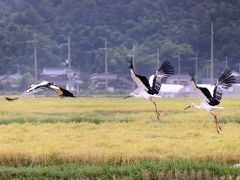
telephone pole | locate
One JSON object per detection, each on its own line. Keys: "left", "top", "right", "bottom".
{"left": 206, "top": 65, "right": 209, "bottom": 83}
{"left": 156, "top": 48, "right": 160, "bottom": 68}
{"left": 27, "top": 32, "right": 38, "bottom": 83}
{"left": 210, "top": 22, "right": 214, "bottom": 83}
{"left": 173, "top": 49, "right": 181, "bottom": 84}
{"left": 67, "top": 36, "right": 71, "bottom": 69}
{"left": 224, "top": 56, "right": 228, "bottom": 69}
{"left": 99, "top": 41, "right": 108, "bottom": 91}
{"left": 191, "top": 52, "right": 198, "bottom": 83}
{"left": 58, "top": 35, "right": 71, "bottom": 69}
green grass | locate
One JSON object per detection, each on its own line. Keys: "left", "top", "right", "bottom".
{"left": 220, "top": 116, "right": 240, "bottom": 124}
{"left": 0, "top": 117, "right": 133, "bottom": 125}
{"left": 0, "top": 160, "right": 239, "bottom": 179}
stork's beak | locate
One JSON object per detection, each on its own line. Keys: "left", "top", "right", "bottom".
{"left": 184, "top": 105, "right": 192, "bottom": 110}
{"left": 123, "top": 95, "right": 131, "bottom": 99}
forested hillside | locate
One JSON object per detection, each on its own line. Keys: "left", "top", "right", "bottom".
{"left": 0, "top": 0, "right": 239, "bottom": 78}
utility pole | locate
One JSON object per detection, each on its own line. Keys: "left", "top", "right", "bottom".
{"left": 224, "top": 56, "right": 228, "bottom": 69}
{"left": 156, "top": 48, "right": 160, "bottom": 69}
{"left": 59, "top": 36, "right": 71, "bottom": 69}
{"left": 173, "top": 49, "right": 181, "bottom": 84}
{"left": 67, "top": 36, "right": 71, "bottom": 69}
{"left": 27, "top": 32, "right": 38, "bottom": 83}
{"left": 58, "top": 35, "right": 72, "bottom": 91}
{"left": 191, "top": 52, "right": 198, "bottom": 83}
{"left": 210, "top": 22, "right": 214, "bottom": 84}
{"left": 206, "top": 65, "right": 209, "bottom": 83}
{"left": 99, "top": 41, "right": 108, "bottom": 91}
{"left": 34, "top": 33, "right": 37, "bottom": 83}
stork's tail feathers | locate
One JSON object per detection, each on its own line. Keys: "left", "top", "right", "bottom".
{"left": 127, "top": 57, "right": 134, "bottom": 69}
{"left": 216, "top": 69, "right": 236, "bottom": 88}
{"left": 158, "top": 61, "right": 174, "bottom": 76}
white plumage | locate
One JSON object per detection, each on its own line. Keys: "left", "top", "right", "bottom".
{"left": 124, "top": 58, "right": 174, "bottom": 119}
{"left": 184, "top": 69, "right": 236, "bottom": 134}
{"left": 5, "top": 81, "right": 75, "bottom": 101}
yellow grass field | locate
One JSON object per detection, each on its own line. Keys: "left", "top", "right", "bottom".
{"left": 0, "top": 97, "right": 239, "bottom": 166}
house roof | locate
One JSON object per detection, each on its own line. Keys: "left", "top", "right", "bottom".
{"left": 160, "top": 84, "right": 184, "bottom": 93}
{"left": 41, "top": 68, "right": 68, "bottom": 76}
{"left": 168, "top": 74, "right": 191, "bottom": 80}
{"left": 232, "top": 71, "right": 240, "bottom": 77}
{"left": 0, "top": 74, "right": 21, "bottom": 81}
{"left": 90, "top": 73, "right": 118, "bottom": 80}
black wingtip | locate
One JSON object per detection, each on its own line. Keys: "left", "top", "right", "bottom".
{"left": 59, "top": 87, "right": 75, "bottom": 98}
{"left": 127, "top": 57, "right": 134, "bottom": 69}
{"left": 158, "top": 61, "right": 174, "bottom": 76}
{"left": 218, "top": 69, "right": 236, "bottom": 88}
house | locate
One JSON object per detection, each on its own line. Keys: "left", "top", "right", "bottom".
{"left": 0, "top": 74, "right": 22, "bottom": 89}
{"left": 40, "top": 68, "right": 69, "bottom": 83}
{"left": 232, "top": 84, "right": 240, "bottom": 96}
{"left": 232, "top": 71, "right": 240, "bottom": 83}
{"left": 90, "top": 73, "right": 134, "bottom": 92}
{"left": 160, "top": 84, "right": 188, "bottom": 98}
{"left": 166, "top": 74, "right": 191, "bottom": 85}
{"left": 199, "top": 78, "right": 218, "bottom": 84}
{"left": 40, "top": 68, "right": 81, "bottom": 92}
{"left": 0, "top": 74, "right": 21, "bottom": 83}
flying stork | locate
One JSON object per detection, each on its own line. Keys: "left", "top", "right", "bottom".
{"left": 5, "top": 81, "right": 75, "bottom": 101}
{"left": 124, "top": 58, "right": 174, "bottom": 119}
{"left": 184, "top": 69, "right": 236, "bottom": 134}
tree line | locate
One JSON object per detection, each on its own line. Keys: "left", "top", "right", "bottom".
{"left": 0, "top": 0, "right": 239, "bottom": 80}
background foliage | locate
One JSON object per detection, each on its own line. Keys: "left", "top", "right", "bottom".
{"left": 0, "top": 0, "right": 239, "bottom": 78}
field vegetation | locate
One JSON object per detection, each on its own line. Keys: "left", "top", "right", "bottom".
{"left": 0, "top": 97, "right": 239, "bottom": 178}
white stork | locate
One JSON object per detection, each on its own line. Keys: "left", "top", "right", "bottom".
{"left": 184, "top": 70, "right": 236, "bottom": 134}
{"left": 5, "top": 81, "right": 75, "bottom": 101}
{"left": 124, "top": 58, "right": 174, "bottom": 119}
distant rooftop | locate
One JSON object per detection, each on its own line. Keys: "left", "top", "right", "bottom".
{"left": 168, "top": 74, "right": 191, "bottom": 79}
{"left": 41, "top": 68, "right": 68, "bottom": 76}
{"left": 0, "top": 74, "right": 21, "bottom": 81}
{"left": 232, "top": 71, "right": 240, "bottom": 77}
{"left": 90, "top": 73, "right": 118, "bottom": 80}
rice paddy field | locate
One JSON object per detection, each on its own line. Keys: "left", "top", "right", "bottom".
{"left": 0, "top": 96, "right": 239, "bottom": 179}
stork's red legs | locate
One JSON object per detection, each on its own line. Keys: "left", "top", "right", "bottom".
{"left": 151, "top": 100, "right": 160, "bottom": 120}
{"left": 211, "top": 111, "right": 222, "bottom": 134}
